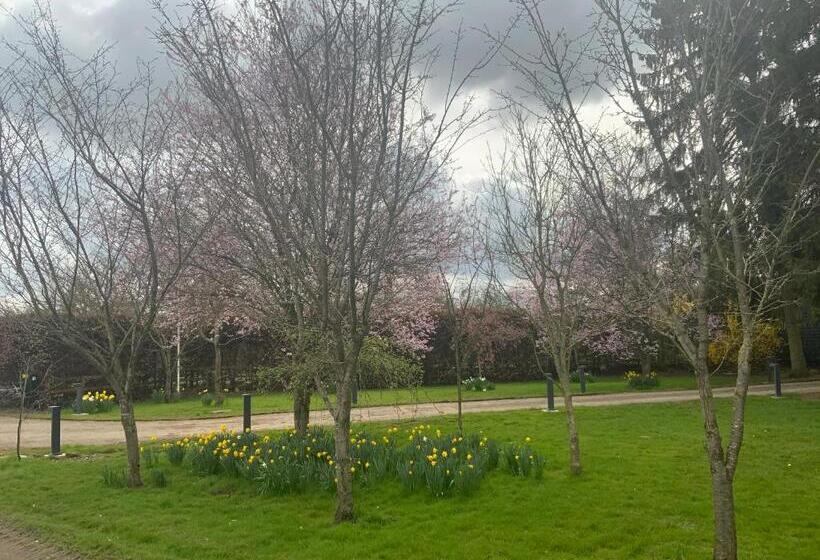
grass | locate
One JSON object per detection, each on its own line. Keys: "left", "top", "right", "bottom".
{"left": 12, "top": 372, "right": 791, "bottom": 422}
{"left": 0, "top": 395, "right": 817, "bottom": 559}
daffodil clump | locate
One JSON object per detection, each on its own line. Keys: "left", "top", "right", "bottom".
{"left": 624, "top": 370, "right": 659, "bottom": 389}
{"left": 78, "top": 389, "right": 116, "bottom": 413}
{"left": 144, "top": 424, "right": 546, "bottom": 499}
{"left": 396, "top": 424, "right": 502, "bottom": 496}
{"left": 462, "top": 376, "right": 495, "bottom": 392}
{"left": 502, "top": 437, "right": 546, "bottom": 478}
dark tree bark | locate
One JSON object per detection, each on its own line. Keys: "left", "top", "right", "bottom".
{"left": 293, "top": 385, "right": 311, "bottom": 436}
{"left": 212, "top": 323, "right": 224, "bottom": 406}
{"left": 332, "top": 364, "right": 355, "bottom": 522}
{"left": 555, "top": 353, "right": 581, "bottom": 475}
{"left": 783, "top": 302, "right": 808, "bottom": 377}
{"left": 118, "top": 391, "right": 143, "bottom": 488}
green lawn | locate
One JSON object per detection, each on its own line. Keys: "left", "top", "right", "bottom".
{"left": 19, "top": 372, "right": 788, "bottom": 421}
{"left": 0, "top": 395, "right": 817, "bottom": 559}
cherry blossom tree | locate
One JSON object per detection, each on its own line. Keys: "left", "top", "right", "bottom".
{"left": 0, "top": 8, "right": 207, "bottom": 486}
{"left": 484, "top": 110, "right": 604, "bottom": 475}
{"left": 156, "top": 0, "right": 488, "bottom": 522}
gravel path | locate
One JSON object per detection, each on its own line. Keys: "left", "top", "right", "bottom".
{"left": 0, "top": 523, "right": 83, "bottom": 560}
{"left": 1, "top": 381, "right": 817, "bottom": 451}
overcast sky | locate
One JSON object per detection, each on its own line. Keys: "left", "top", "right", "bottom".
{"left": 0, "top": 0, "right": 612, "bottom": 190}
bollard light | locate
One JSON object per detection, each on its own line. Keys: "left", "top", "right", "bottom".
{"left": 546, "top": 375, "right": 556, "bottom": 412}
{"left": 243, "top": 393, "right": 252, "bottom": 432}
{"left": 770, "top": 362, "right": 782, "bottom": 398}
{"left": 50, "top": 405, "right": 61, "bottom": 456}
{"left": 579, "top": 365, "right": 586, "bottom": 394}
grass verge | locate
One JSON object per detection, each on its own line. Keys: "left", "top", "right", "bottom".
{"left": 0, "top": 395, "right": 817, "bottom": 559}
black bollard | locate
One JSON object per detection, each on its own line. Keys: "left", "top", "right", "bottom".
{"left": 579, "top": 366, "right": 586, "bottom": 394}
{"left": 771, "top": 362, "right": 782, "bottom": 398}
{"left": 50, "top": 405, "right": 61, "bottom": 456}
{"left": 546, "top": 375, "right": 556, "bottom": 411}
{"left": 243, "top": 393, "right": 251, "bottom": 432}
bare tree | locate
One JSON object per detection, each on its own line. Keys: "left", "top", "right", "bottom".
{"left": 438, "top": 210, "right": 484, "bottom": 434}
{"left": 499, "top": 0, "right": 819, "bottom": 556}
{"left": 484, "top": 110, "right": 600, "bottom": 475}
{"left": 155, "top": 0, "right": 489, "bottom": 521}
{"left": 0, "top": 7, "right": 205, "bottom": 486}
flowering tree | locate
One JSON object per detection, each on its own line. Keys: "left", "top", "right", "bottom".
{"left": 502, "top": 0, "right": 819, "bottom": 555}
{"left": 0, "top": 9, "right": 207, "bottom": 486}
{"left": 156, "top": 0, "right": 487, "bottom": 522}
{"left": 586, "top": 325, "right": 659, "bottom": 375}
{"left": 484, "top": 110, "right": 605, "bottom": 475}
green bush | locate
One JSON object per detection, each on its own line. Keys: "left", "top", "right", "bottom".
{"left": 200, "top": 390, "right": 214, "bottom": 407}
{"left": 570, "top": 371, "right": 596, "bottom": 384}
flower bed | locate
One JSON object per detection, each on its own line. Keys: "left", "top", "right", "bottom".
{"left": 624, "top": 370, "right": 659, "bottom": 389}
{"left": 77, "top": 390, "right": 116, "bottom": 413}
{"left": 149, "top": 424, "right": 545, "bottom": 498}
{"left": 462, "top": 376, "right": 495, "bottom": 392}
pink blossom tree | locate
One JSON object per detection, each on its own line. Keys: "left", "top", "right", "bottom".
{"left": 0, "top": 8, "right": 208, "bottom": 486}
{"left": 484, "top": 109, "right": 607, "bottom": 475}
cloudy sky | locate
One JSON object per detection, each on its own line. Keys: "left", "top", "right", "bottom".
{"left": 0, "top": 0, "right": 611, "bottom": 190}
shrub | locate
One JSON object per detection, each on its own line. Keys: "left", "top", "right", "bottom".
{"left": 624, "top": 370, "right": 659, "bottom": 389}
{"left": 462, "top": 376, "right": 495, "bottom": 392}
{"left": 150, "top": 389, "right": 167, "bottom": 404}
{"left": 199, "top": 389, "right": 214, "bottom": 407}
{"left": 570, "top": 371, "right": 596, "bottom": 384}
{"left": 77, "top": 390, "right": 116, "bottom": 414}
{"left": 708, "top": 312, "right": 783, "bottom": 369}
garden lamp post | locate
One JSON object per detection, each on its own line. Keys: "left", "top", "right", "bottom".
{"left": 769, "top": 361, "right": 782, "bottom": 398}
{"left": 544, "top": 375, "right": 556, "bottom": 412}
{"left": 243, "top": 393, "right": 252, "bottom": 432}
{"left": 49, "top": 405, "right": 61, "bottom": 456}
{"left": 579, "top": 365, "right": 586, "bottom": 394}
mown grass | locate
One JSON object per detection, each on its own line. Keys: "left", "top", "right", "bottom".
{"left": 0, "top": 395, "right": 817, "bottom": 559}
{"left": 16, "top": 372, "right": 788, "bottom": 421}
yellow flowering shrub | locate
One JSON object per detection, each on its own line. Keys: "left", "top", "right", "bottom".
{"left": 708, "top": 313, "right": 782, "bottom": 368}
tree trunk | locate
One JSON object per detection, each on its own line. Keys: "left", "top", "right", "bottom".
{"left": 693, "top": 304, "right": 738, "bottom": 560}
{"left": 783, "top": 301, "right": 808, "bottom": 377}
{"left": 293, "top": 384, "right": 311, "bottom": 436}
{"left": 119, "top": 395, "right": 143, "bottom": 487}
{"left": 556, "top": 356, "right": 581, "bottom": 475}
{"left": 160, "top": 347, "right": 173, "bottom": 402}
{"left": 710, "top": 465, "right": 738, "bottom": 560}
{"left": 213, "top": 324, "right": 223, "bottom": 406}
{"left": 16, "top": 374, "right": 28, "bottom": 460}
{"left": 640, "top": 353, "right": 652, "bottom": 376}
{"left": 333, "top": 370, "right": 354, "bottom": 522}
{"left": 455, "top": 343, "right": 463, "bottom": 434}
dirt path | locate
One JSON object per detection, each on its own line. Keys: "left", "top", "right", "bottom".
{"left": 0, "top": 523, "right": 83, "bottom": 560}
{"left": 1, "top": 381, "right": 818, "bottom": 451}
